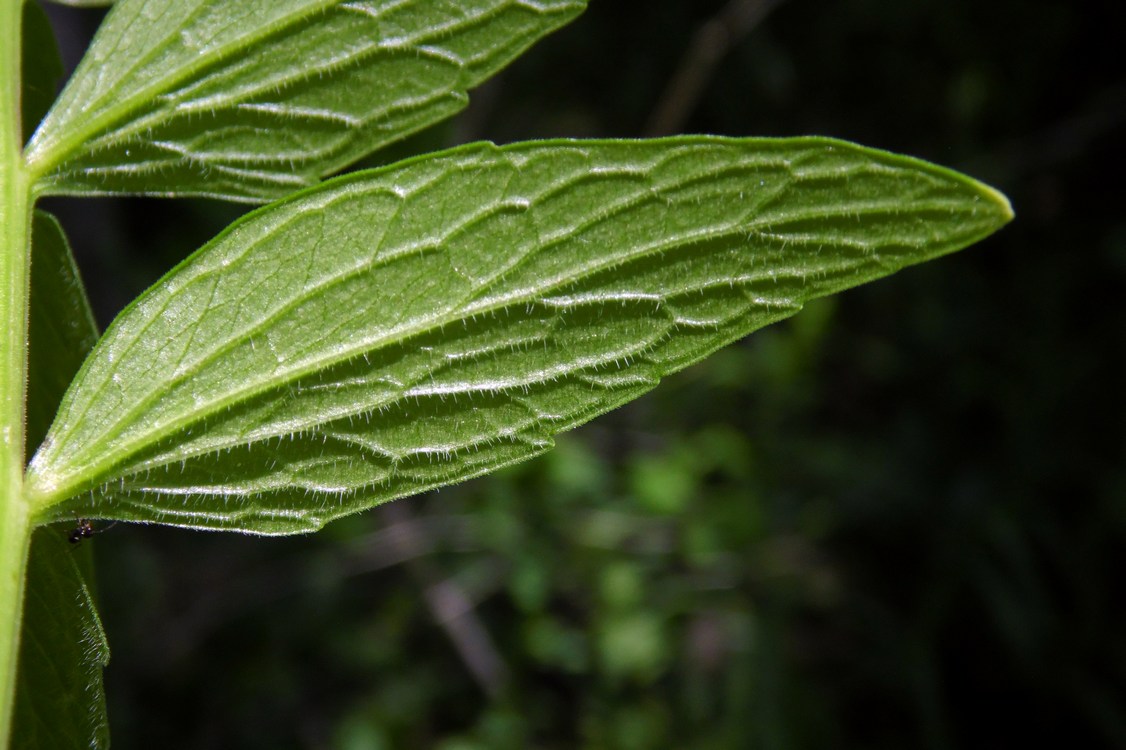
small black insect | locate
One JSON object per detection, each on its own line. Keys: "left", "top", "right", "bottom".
{"left": 68, "top": 518, "right": 116, "bottom": 545}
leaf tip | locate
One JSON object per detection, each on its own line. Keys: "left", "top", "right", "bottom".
{"left": 978, "top": 180, "right": 1015, "bottom": 225}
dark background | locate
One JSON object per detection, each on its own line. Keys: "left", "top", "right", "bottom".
{"left": 35, "top": 0, "right": 1126, "bottom": 747}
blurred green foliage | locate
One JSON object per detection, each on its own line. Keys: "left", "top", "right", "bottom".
{"left": 37, "top": 0, "right": 1125, "bottom": 747}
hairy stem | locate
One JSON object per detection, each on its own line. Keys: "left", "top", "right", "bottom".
{"left": 0, "top": 0, "right": 33, "bottom": 745}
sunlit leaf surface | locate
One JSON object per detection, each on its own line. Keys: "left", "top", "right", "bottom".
{"left": 25, "top": 137, "right": 1012, "bottom": 534}
{"left": 25, "top": 0, "right": 587, "bottom": 201}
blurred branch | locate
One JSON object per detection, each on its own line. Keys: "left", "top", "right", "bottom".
{"left": 960, "top": 83, "right": 1126, "bottom": 182}
{"left": 158, "top": 512, "right": 479, "bottom": 663}
{"left": 379, "top": 502, "right": 510, "bottom": 698}
{"left": 644, "top": 0, "right": 787, "bottom": 136}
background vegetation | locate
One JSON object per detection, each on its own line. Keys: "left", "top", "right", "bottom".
{"left": 37, "top": 0, "right": 1125, "bottom": 747}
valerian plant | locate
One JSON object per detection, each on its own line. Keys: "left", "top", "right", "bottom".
{"left": 0, "top": 0, "right": 1011, "bottom": 746}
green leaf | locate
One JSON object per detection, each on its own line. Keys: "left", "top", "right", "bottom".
{"left": 27, "top": 212, "right": 100, "bottom": 454}
{"left": 11, "top": 528, "right": 111, "bottom": 750}
{"left": 24, "top": 137, "right": 1013, "bottom": 534}
{"left": 24, "top": 0, "right": 588, "bottom": 202}
{"left": 16, "top": 214, "right": 107, "bottom": 749}
{"left": 20, "top": 1, "right": 65, "bottom": 145}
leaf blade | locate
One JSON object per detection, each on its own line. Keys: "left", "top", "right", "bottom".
{"left": 13, "top": 213, "right": 109, "bottom": 748}
{"left": 12, "top": 529, "right": 111, "bottom": 750}
{"left": 25, "top": 0, "right": 587, "bottom": 202}
{"left": 20, "top": 2, "right": 65, "bottom": 146}
{"left": 25, "top": 137, "right": 1013, "bottom": 533}
{"left": 27, "top": 212, "right": 100, "bottom": 453}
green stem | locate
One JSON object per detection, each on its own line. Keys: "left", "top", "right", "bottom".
{"left": 0, "top": 0, "right": 33, "bottom": 746}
